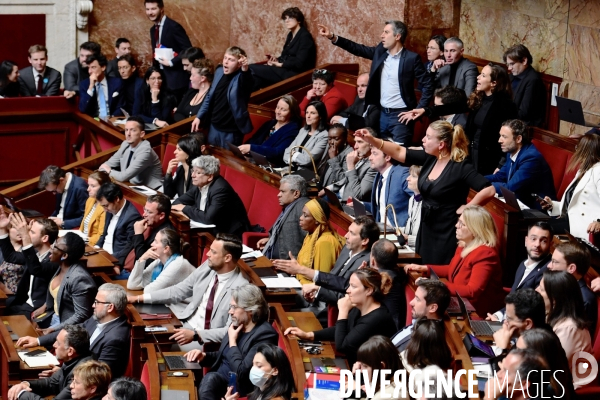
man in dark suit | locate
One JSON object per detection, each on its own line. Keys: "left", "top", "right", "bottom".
{"left": 318, "top": 21, "right": 433, "bottom": 145}
{"left": 489, "top": 221, "right": 553, "bottom": 321}
{"left": 145, "top": 0, "right": 192, "bottom": 99}
{"left": 107, "top": 38, "right": 131, "bottom": 78}
{"left": 172, "top": 155, "right": 251, "bottom": 237}
{"left": 132, "top": 193, "right": 174, "bottom": 264}
{"left": 38, "top": 165, "right": 88, "bottom": 229}
{"left": 96, "top": 183, "right": 142, "bottom": 274}
{"left": 17, "top": 283, "right": 131, "bottom": 379}
{"left": 432, "top": 37, "right": 479, "bottom": 97}
{"left": 504, "top": 44, "right": 546, "bottom": 127}
{"left": 116, "top": 54, "right": 143, "bottom": 115}
{"left": 191, "top": 47, "right": 254, "bottom": 147}
{"left": 485, "top": 119, "right": 556, "bottom": 208}
{"left": 79, "top": 53, "right": 125, "bottom": 118}
{"left": 63, "top": 41, "right": 101, "bottom": 99}
{"left": 330, "top": 73, "right": 380, "bottom": 132}
{"left": 18, "top": 45, "right": 61, "bottom": 96}
{"left": 258, "top": 175, "right": 309, "bottom": 259}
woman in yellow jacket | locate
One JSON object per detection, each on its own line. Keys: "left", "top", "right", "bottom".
{"left": 79, "top": 170, "right": 110, "bottom": 245}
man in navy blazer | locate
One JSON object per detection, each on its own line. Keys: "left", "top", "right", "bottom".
{"left": 146, "top": 0, "right": 192, "bottom": 99}
{"left": 485, "top": 119, "right": 555, "bottom": 209}
{"left": 38, "top": 166, "right": 88, "bottom": 229}
{"left": 95, "top": 183, "right": 142, "bottom": 272}
{"left": 191, "top": 47, "right": 254, "bottom": 147}
{"left": 318, "top": 21, "right": 433, "bottom": 145}
{"left": 79, "top": 53, "right": 124, "bottom": 118}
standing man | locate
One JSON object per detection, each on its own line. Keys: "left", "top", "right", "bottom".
{"left": 145, "top": 0, "right": 192, "bottom": 100}
{"left": 63, "top": 41, "right": 101, "bottom": 99}
{"left": 18, "top": 45, "right": 62, "bottom": 96}
{"left": 79, "top": 54, "right": 124, "bottom": 118}
{"left": 190, "top": 47, "right": 254, "bottom": 147}
{"left": 107, "top": 38, "right": 132, "bottom": 78}
{"left": 318, "top": 21, "right": 433, "bottom": 145}
{"left": 432, "top": 37, "right": 478, "bottom": 96}
{"left": 330, "top": 73, "right": 380, "bottom": 132}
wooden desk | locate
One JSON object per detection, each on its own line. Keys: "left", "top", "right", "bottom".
{"left": 242, "top": 256, "right": 298, "bottom": 309}
{"left": 140, "top": 343, "right": 197, "bottom": 400}
{"left": 1, "top": 316, "right": 52, "bottom": 380}
{"left": 0, "top": 288, "right": 6, "bottom": 315}
{"left": 286, "top": 311, "right": 337, "bottom": 360}
{"left": 82, "top": 246, "right": 118, "bottom": 275}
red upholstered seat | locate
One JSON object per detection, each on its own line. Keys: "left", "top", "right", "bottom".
{"left": 557, "top": 152, "right": 577, "bottom": 200}
{"left": 327, "top": 305, "right": 339, "bottom": 328}
{"left": 591, "top": 296, "right": 600, "bottom": 354}
{"left": 332, "top": 81, "right": 357, "bottom": 109}
{"left": 271, "top": 321, "right": 290, "bottom": 358}
{"left": 244, "top": 109, "right": 273, "bottom": 143}
{"left": 247, "top": 181, "right": 280, "bottom": 231}
{"left": 162, "top": 143, "right": 177, "bottom": 175}
{"left": 140, "top": 362, "right": 152, "bottom": 400}
{"left": 222, "top": 168, "right": 256, "bottom": 211}
{"left": 532, "top": 139, "right": 572, "bottom": 199}
{"left": 405, "top": 285, "right": 415, "bottom": 327}
{"left": 330, "top": 221, "right": 347, "bottom": 236}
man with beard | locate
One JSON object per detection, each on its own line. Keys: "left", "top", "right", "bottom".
{"left": 17, "top": 284, "right": 131, "bottom": 379}
{"left": 129, "top": 233, "right": 249, "bottom": 350}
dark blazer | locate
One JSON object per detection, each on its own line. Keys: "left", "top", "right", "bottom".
{"left": 173, "top": 88, "right": 204, "bottom": 122}
{"left": 18, "top": 66, "right": 62, "bottom": 96}
{"left": 79, "top": 77, "right": 125, "bottom": 117}
{"left": 315, "top": 248, "right": 370, "bottom": 304}
{"left": 22, "top": 355, "right": 93, "bottom": 400}
{"left": 580, "top": 278, "right": 597, "bottom": 337}
{"left": 163, "top": 164, "right": 192, "bottom": 199}
{"left": 97, "top": 201, "right": 142, "bottom": 266}
{"left": 265, "top": 197, "right": 308, "bottom": 260}
{"left": 511, "top": 255, "right": 551, "bottom": 292}
{"left": 174, "top": 176, "right": 251, "bottom": 237}
{"left": 279, "top": 27, "right": 317, "bottom": 73}
{"left": 485, "top": 142, "right": 556, "bottom": 208}
{"left": 367, "top": 164, "right": 413, "bottom": 226}
{"left": 121, "top": 76, "right": 143, "bottom": 115}
{"left": 131, "top": 218, "right": 175, "bottom": 265}
{"left": 338, "top": 96, "right": 381, "bottom": 131}
{"left": 63, "top": 59, "right": 88, "bottom": 93}
{"left": 52, "top": 174, "right": 88, "bottom": 229}
{"left": 333, "top": 36, "right": 433, "bottom": 109}
{"left": 511, "top": 66, "right": 546, "bottom": 127}
{"left": 132, "top": 84, "right": 177, "bottom": 124}
{"left": 150, "top": 16, "right": 193, "bottom": 91}
{"left": 202, "top": 321, "right": 278, "bottom": 396}
{"left": 450, "top": 113, "right": 468, "bottom": 128}
{"left": 435, "top": 57, "right": 479, "bottom": 96}
{"left": 196, "top": 66, "right": 254, "bottom": 134}
{"left": 106, "top": 57, "right": 120, "bottom": 78}
{"left": 247, "top": 120, "right": 299, "bottom": 166}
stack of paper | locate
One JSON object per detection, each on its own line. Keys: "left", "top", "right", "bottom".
{"left": 130, "top": 186, "right": 158, "bottom": 196}
{"left": 18, "top": 351, "right": 59, "bottom": 368}
{"left": 262, "top": 273, "right": 302, "bottom": 288}
{"left": 189, "top": 220, "right": 216, "bottom": 229}
{"left": 241, "top": 250, "right": 263, "bottom": 259}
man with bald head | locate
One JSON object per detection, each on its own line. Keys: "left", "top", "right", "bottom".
{"left": 331, "top": 73, "right": 380, "bottom": 131}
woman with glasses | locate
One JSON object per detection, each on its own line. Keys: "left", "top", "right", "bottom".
{"left": 79, "top": 170, "right": 110, "bottom": 246}
{"left": 404, "top": 205, "right": 504, "bottom": 316}
{"left": 250, "top": 7, "right": 316, "bottom": 91}
{"left": 299, "top": 69, "right": 347, "bottom": 119}
{"left": 174, "top": 58, "right": 215, "bottom": 122}
{"left": 163, "top": 134, "right": 203, "bottom": 199}
{"left": 283, "top": 100, "right": 329, "bottom": 170}
{"left": 127, "top": 228, "right": 194, "bottom": 292}
{"left": 133, "top": 66, "right": 177, "bottom": 128}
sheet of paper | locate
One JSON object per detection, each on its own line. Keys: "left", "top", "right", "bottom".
{"left": 130, "top": 186, "right": 158, "bottom": 196}
{"left": 397, "top": 245, "right": 414, "bottom": 254}
{"left": 155, "top": 47, "right": 175, "bottom": 62}
{"left": 261, "top": 273, "right": 302, "bottom": 288}
{"left": 241, "top": 250, "right": 263, "bottom": 259}
{"left": 189, "top": 220, "right": 216, "bottom": 229}
{"left": 242, "top": 244, "right": 253, "bottom": 253}
{"left": 18, "top": 351, "right": 59, "bottom": 368}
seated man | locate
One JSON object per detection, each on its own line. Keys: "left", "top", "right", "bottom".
{"left": 184, "top": 285, "right": 278, "bottom": 400}
{"left": 485, "top": 119, "right": 555, "bottom": 208}
{"left": 18, "top": 44, "right": 61, "bottom": 96}
{"left": 79, "top": 53, "right": 124, "bottom": 118}
{"left": 18, "top": 283, "right": 131, "bottom": 379}
{"left": 132, "top": 193, "right": 174, "bottom": 265}
{"left": 117, "top": 54, "right": 143, "bottom": 115}
{"left": 547, "top": 241, "right": 597, "bottom": 335}
{"left": 340, "top": 128, "right": 377, "bottom": 201}
{"left": 318, "top": 124, "right": 352, "bottom": 194}
{"left": 489, "top": 221, "right": 553, "bottom": 321}
{"left": 38, "top": 165, "right": 88, "bottom": 229}
{"left": 130, "top": 233, "right": 249, "bottom": 350}
{"left": 8, "top": 325, "right": 92, "bottom": 400}
{"left": 258, "top": 175, "right": 309, "bottom": 259}
{"left": 181, "top": 46, "right": 206, "bottom": 73}
{"left": 172, "top": 156, "right": 250, "bottom": 237}
{"left": 95, "top": 183, "right": 142, "bottom": 272}
{"left": 106, "top": 37, "right": 132, "bottom": 78}
{"left": 330, "top": 73, "right": 380, "bottom": 131}
{"left": 432, "top": 86, "right": 468, "bottom": 127}
{"left": 432, "top": 37, "right": 478, "bottom": 96}
{"left": 299, "top": 69, "right": 347, "bottom": 119}
{"left": 98, "top": 116, "right": 163, "bottom": 189}
{"left": 63, "top": 41, "right": 101, "bottom": 99}
{"left": 503, "top": 44, "right": 546, "bottom": 127}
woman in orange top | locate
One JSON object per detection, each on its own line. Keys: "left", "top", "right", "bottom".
{"left": 79, "top": 170, "right": 110, "bottom": 246}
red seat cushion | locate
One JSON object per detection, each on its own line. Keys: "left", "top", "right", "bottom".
{"left": 162, "top": 143, "right": 177, "bottom": 175}
{"left": 532, "top": 139, "right": 571, "bottom": 197}
{"left": 557, "top": 152, "right": 577, "bottom": 200}
{"left": 140, "top": 362, "right": 152, "bottom": 400}
{"left": 405, "top": 285, "right": 415, "bottom": 327}
{"left": 222, "top": 168, "right": 255, "bottom": 211}
{"left": 330, "top": 221, "right": 347, "bottom": 236}
{"left": 332, "top": 81, "right": 358, "bottom": 109}
{"left": 247, "top": 181, "right": 281, "bottom": 230}
{"left": 245, "top": 110, "right": 273, "bottom": 143}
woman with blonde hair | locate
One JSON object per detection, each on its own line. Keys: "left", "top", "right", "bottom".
{"left": 354, "top": 121, "right": 495, "bottom": 265}
{"left": 80, "top": 170, "right": 111, "bottom": 246}
{"left": 404, "top": 205, "right": 504, "bottom": 315}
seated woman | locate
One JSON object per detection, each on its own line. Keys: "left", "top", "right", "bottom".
{"left": 239, "top": 95, "right": 301, "bottom": 167}
{"left": 536, "top": 270, "right": 592, "bottom": 387}
{"left": 0, "top": 220, "right": 24, "bottom": 306}
{"left": 127, "top": 228, "right": 194, "bottom": 292}
{"left": 163, "top": 134, "right": 203, "bottom": 199}
{"left": 133, "top": 67, "right": 177, "bottom": 128}
{"left": 80, "top": 170, "right": 110, "bottom": 246}
{"left": 244, "top": 343, "right": 295, "bottom": 400}
{"left": 250, "top": 7, "right": 316, "bottom": 91}
{"left": 0, "top": 60, "right": 20, "bottom": 98}
{"left": 299, "top": 70, "right": 347, "bottom": 119}
{"left": 404, "top": 204, "right": 504, "bottom": 316}
{"left": 284, "top": 268, "right": 397, "bottom": 365}
{"left": 283, "top": 101, "right": 329, "bottom": 171}
{"left": 402, "top": 165, "right": 422, "bottom": 248}
{"left": 424, "top": 35, "right": 446, "bottom": 73}
{"left": 174, "top": 58, "right": 215, "bottom": 122}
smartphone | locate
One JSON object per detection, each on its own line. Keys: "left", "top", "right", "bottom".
{"left": 298, "top": 340, "right": 322, "bottom": 347}
{"left": 228, "top": 372, "right": 237, "bottom": 394}
{"left": 320, "top": 357, "right": 337, "bottom": 367}
{"left": 25, "top": 349, "right": 46, "bottom": 357}
{"left": 167, "top": 371, "right": 189, "bottom": 377}
{"left": 530, "top": 193, "right": 551, "bottom": 204}
{"left": 84, "top": 251, "right": 99, "bottom": 256}
{"left": 10, "top": 333, "right": 19, "bottom": 341}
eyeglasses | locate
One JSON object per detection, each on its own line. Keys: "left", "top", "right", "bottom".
{"left": 228, "top": 305, "right": 244, "bottom": 311}
{"left": 52, "top": 243, "right": 68, "bottom": 253}
{"left": 314, "top": 69, "right": 329, "bottom": 75}
{"left": 93, "top": 300, "right": 112, "bottom": 306}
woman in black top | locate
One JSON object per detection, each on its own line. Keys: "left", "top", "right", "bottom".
{"left": 284, "top": 268, "right": 396, "bottom": 365}
{"left": 354, "top": 121, "right": 495, "bottom": 264}
{"left": 163, "top": 134, "right": 204, "bottom": 198}
{"left": 133, "top": 66, "right": 177, "bottom": 128}
{"left": 250, "top": 7, "right": 316, "bottom": 91}
{"left": 0, "top": 61, "right": 20, "bottom": 98}
{"left": 174, "top": 58, "right": 215, "bottom": 122}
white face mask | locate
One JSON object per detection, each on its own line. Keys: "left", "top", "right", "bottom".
{"left": 249, "top": 366, "right": 272, "bottom": 388}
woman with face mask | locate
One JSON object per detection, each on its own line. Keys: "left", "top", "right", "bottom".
{"left": 246, "top": 343, "right": 295, "bottom": 400}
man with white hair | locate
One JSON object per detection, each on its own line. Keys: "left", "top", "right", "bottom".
{"left": 432, "top": 37, "right": 478, "bottom": 96}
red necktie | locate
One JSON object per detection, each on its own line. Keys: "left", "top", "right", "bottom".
{"left": 154, "top": 23, "right": 160, "bottom": 47}
{"left": 204, "top": 275, "right": 219, "bottom": 329}
{"left": 37, "top": 74, "right": 43, "bottom": 95}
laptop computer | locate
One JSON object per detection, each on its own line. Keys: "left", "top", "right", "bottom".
{"left": 322, "top": 188, "right": 356, "bottom": 216}
{"left": 120, "top": 108, "right": 159, "bottom": 131}
{"left": 457, "top": 294, "right": 502, "bottom": 337}
{"left": 227, "top": 142, "right": 252, "bottom": 162}
{"left": 555, "top": 97, "right": 598, "bottom": 127}
{"left": 0, "top": 193, "right": 44, "bottom": 218}
{"left": 150, "top": 330, "right": 203, "bottom": 370}
{"left": 499, "top": 186, "right": 548, "bottom": 219}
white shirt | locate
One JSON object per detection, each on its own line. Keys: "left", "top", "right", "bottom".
{"left": 102, "top": 200, "right": 127, "bottom": 255}
{"left": 492, "top": 258, "right": 543, "bottom": 321}
{"left": 56, "top": 173, "right": 73, "bottom": 220}
{"left": 86, "top": 77, "right": 109, "bottom": 117}
{"left": 380, "top": 49, "right": 407, "bottom": 109}
{"left": 186, "top": 268, "right": 236, "bottom": 331}
{"left": 90, "top": 316, "right": 120, "bottom": 345}
{"left": 199, "top": 183, "right": 210, "bottom": 211}
{"left": 378, "top": 165, "right": 392, "bottom": 224}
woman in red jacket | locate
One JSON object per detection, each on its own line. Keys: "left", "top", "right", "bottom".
{"left": 299, "top": 69, "right": 347, "bottom": 119}
{"left": 404, "top": 204, "right": 504, "bottom": 315}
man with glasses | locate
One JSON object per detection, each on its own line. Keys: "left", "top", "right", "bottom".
{"left": 17, "top": 283, "right": 131, "bottom": 379}
{"left": 38, "top": 165, "right": 88, "bottom": 229}
{"left": 132, "top": 193, "right": 173, "bottom": 267}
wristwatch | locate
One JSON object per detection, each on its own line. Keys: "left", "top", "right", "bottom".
{"left": 193, "top": 331, "right": 202, "bottom": 344}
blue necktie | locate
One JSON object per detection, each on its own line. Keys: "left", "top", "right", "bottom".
{"left": 97, "top": 83, "right": 108, "bottom": 117}
{"left": 507, "top": 158, "right": 514, "bottom": 181}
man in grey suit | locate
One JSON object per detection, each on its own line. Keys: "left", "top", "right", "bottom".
{"left": 432, "top": 37, "right": 478, "bottom": 97}
{"left": 18, "top": 45, "right": 61, "bottom": 96}
{"left": 258, "top": 175, "right": 309, "bottom": 260}
{"left": 63, "top": 41, "right": 101, "bottom": 99}
{"left": 99, "top": 116, "right": 163, "bottom": 189}
{"left": 130, "top": 233, "right": 250, "bottom": 350}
